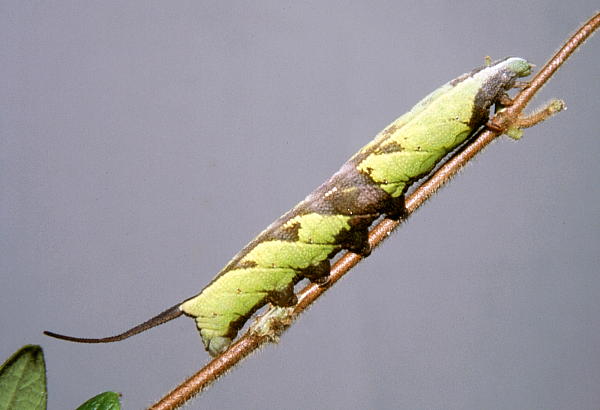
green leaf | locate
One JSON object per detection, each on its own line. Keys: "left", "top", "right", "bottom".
{"left": 0, "top": 345, "right": 47, "bottom": 410}
{"left": 76, "top": 391, "right": 121, "bottom": 410}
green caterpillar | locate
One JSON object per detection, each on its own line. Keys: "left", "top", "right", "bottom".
{"left": 44, "top": 57, "right": 532, "bottom": 357}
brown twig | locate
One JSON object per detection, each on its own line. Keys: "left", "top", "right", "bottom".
{"left": 149, "top": 11, "right": 600, "bottom": 410}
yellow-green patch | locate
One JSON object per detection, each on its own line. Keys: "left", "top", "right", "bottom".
{"left": 284, "top": 213, "right": 352, "bottom": 244}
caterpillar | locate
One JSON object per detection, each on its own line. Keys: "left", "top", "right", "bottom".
{"left": 44, "top": 57, "right": 532, "bottom": 357}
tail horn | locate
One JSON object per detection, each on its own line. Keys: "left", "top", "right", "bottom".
{"left": 44, "top": 304, "right": 183, "bottom": 343}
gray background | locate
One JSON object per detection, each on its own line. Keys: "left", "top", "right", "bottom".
{"left": 2, "top": 2, "right": 599, "bottom": 409}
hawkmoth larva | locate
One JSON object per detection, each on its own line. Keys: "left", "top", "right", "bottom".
{"left": 44, "top": 57, "right": 532, "bottom": 357}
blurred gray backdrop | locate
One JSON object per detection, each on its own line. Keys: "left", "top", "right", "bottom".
{"left": 2, "top": 2, "right": 599, "bottom": 409}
